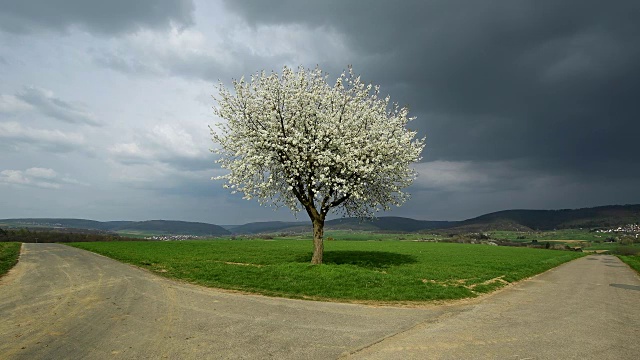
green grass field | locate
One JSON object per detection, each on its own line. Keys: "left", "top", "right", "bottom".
{"left": 69, "top": 240, "right": 583, "bottom": 302}
{"left": 584, "top": 242, "right": 640, "bottom": 252}
{"left": 0, "top": 242, "right": 21, "bottom": 277}
{"left": 259, "top": 230, "right": 444, "bottom": 242}
{"left": 618, "top": 255, "right": 640, "bottom": 273}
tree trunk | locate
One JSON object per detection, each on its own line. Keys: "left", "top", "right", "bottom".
{"left": 310, "top": 217, "right": 325, "bottom": 264}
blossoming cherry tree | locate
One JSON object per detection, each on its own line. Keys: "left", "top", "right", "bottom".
{"left": 211, "top": 66, "right": 425, "bottom": 264}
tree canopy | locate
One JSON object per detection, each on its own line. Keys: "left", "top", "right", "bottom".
{"left": 211, "top": 66, "right": 424, "bottom": 263}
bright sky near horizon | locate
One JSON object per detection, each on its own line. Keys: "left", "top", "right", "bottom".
{"left": 1, "top": 1, "right": 639, "bottom": 224}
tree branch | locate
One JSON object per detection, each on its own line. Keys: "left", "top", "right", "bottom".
{"left": 321, "top": 194, "right": 351, "bottom": 215}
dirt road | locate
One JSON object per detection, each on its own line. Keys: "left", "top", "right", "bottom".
{"left": 1, "top": 244, "right": 639, "bottom": 359}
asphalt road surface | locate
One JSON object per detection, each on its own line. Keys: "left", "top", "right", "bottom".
{"left": 1, "top": 244, "right": 639, "bottom": 359}
{"left": 345, "top": 253, "right": 640, "bottom": 360}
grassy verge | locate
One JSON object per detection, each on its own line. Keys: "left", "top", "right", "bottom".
{"left": 69, "top": 240, "right": 584, "bottom": 302}
{"left": 0, "top": 242, "right": 21, "bottom": 277}
{"left": 617, "top": 256, "right": 640, "bottom": 274}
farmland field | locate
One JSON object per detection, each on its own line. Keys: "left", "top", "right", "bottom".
{"left": 489, "top": 229, "right": 605, "bottom": 242}
{"left": 69, "top": 240, "right": 583, "bottom": 302}
{"left": 0, "top": 242, "right": 21, "bottom": 277}
{"left": 115, "top": 230, "right": 161, "bottom": 238}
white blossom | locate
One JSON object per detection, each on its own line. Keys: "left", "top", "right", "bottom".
{"left": 210, "top": 65, "right": 425, "bottom": 263}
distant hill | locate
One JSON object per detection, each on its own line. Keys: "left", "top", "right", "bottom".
{"left": 454, "top": 204, "right": 640, "bottom": 231}
{"left": 437, "top": 219, "right": 533, "bottom": 233}
{"left": 103, "top": 221, "right": 136, "bottom": 229}
{"left": 2, "top": 204, "right": 638, "bottom": 235}
{"left": 0, "top": 218, "right": 127, "bottom": 231}
{"left": 325, "top": 217, "right": 455, "bottom": 232}
{"left": 0, "top": 218, "right": 230, "bottom": 237}
{"left": 226, "top": 217, "right": 455, "bottom": 234}
{"left": 115, "top": 220, "right": 230, "bottom": 236}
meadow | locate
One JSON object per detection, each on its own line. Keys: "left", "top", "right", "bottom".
{"left": 0, "top": 242, "right": 21, "bottom": 277}
{"left": 265, "top": 230, "right": 444, "bottom": 242}
{"left": 69, "top": 240, "right": 583, "bottom": 302}
{"left": 618, "top": 255, "right": 640, "bottom": 273}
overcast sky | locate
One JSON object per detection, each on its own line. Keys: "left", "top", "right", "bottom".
{"left": 1, "top": 0, "right": 639, "bottom": 224}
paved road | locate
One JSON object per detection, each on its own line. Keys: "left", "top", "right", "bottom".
{"left": 0, "top": 244, "right": 638, "bottom": 359}
{"left": 345, "top": 254, "right": 640, "bottom": 360}
{"left": 0, "top": 244, "right": 453, "bottom": 359}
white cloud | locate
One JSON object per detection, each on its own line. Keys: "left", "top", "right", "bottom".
{"left": 0, "top": 167, "right": 85, "bottom": 189}
{"left": 151, "top": 123, "right": 204, "bottom": 158}
{"left": 15, "top": 86, "right": 101, "bottom": 126}
{"left": 108, "top": 123, "right": 210, "bottom": 171}
{"left": 0, "top": 94, "right": 33, "bottom": 113}
{"left": 92, "top": 25, "right": 227, "bottom": 79}
{"left": 93, "top": 19, "right": 352, "bottom": 83}
{"left": 0, "top": 121, "right": 86, "bottom": 153}
{"left": 109, "top": 142, "right": 149, "bottom": 162}
{"left": 25, "top": 167, "right": 57, "bottom": 179}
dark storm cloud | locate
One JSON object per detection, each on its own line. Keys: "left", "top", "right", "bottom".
{"left": 0, "top": 0, "right": 194, "bottom": 35}
{"left": 224, "top": 0, "right": 640, "bottom": 180}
